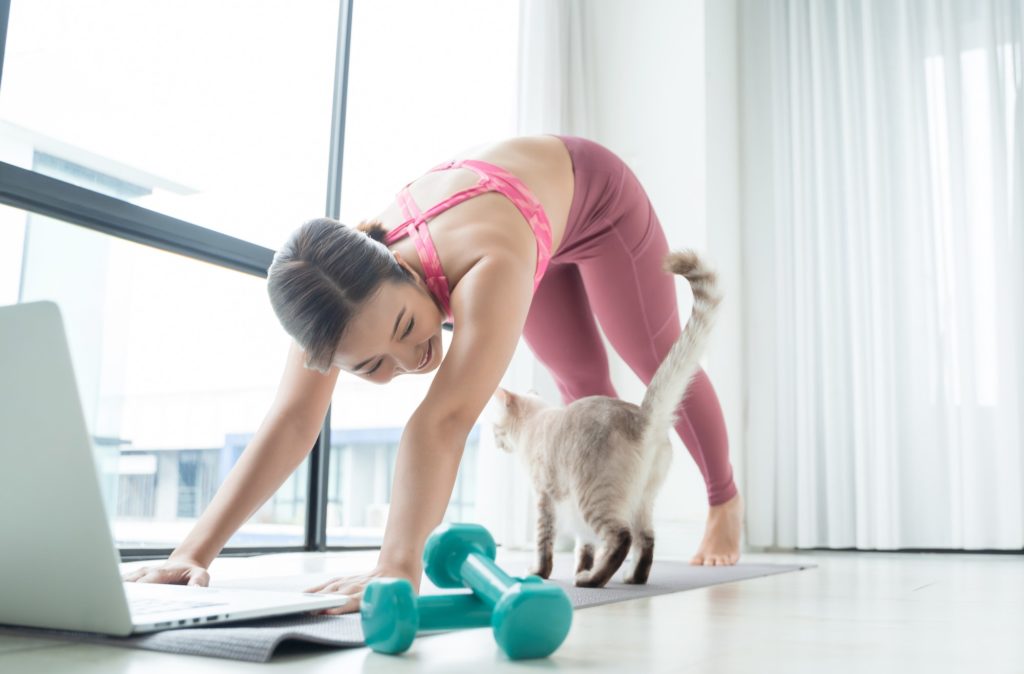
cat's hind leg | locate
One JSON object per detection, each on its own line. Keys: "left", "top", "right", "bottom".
{"left": 625, "top": 501, "right": 656, "bottom": 584}
{"left": 574, "top": 514, "right": 632, "bottom": 588}
{"left": 575, "top": 540, "right": 595, "bottom": 574}
{"left": 627, "top": 440, "right": 670, "bottom": 584}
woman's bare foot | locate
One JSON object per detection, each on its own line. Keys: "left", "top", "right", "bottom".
{"left": 690, "top": 491, "right": 744, "bottom": 566}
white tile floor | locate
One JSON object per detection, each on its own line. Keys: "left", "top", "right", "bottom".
{"left": 1, "top": 546, "right": 1021, "bottom": 673}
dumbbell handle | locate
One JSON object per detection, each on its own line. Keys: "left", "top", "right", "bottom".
{"left": 459, "top": 552, "right": 518, "bottom": 606}
{"left": 417, "top": 593, "right": 492, "bottom": 630}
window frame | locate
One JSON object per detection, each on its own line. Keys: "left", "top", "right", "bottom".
{"left": 0, "top": 0, "right": 357, "bottom": 560}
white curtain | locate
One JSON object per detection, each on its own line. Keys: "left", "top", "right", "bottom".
{"left": 474, "top": 0, "right": 592, "bottom": 550}
{"left": 515, "top": 0, "right": 591, "bottom": 136}
{"left": 741, "top": 0, "right": 1024, "bottom": 550}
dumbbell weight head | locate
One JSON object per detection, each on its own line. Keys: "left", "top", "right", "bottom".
{"left": 362, "top": 579, "right": 495, "bottom": 655}
{"left": 361, "top": 578, "right": 418, "bottom": 654}
{"left": 492, "top": 581, "right": 573, "bottom": 660}
{"left": 423, "top": 522, "right": 497, "bottom": 588}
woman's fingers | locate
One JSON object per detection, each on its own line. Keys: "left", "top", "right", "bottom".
{"left": 141, "top": 568, "right": 180, "bottom": 583}
{"left": 304, "top": 578, "right": 334, "bottom": 593}
{"left": 314, "top": 581, "right": 352, "bottom": 596}
{"left": 121, "top": 567, "right": 149, "bottom": 582}
{"left": 304, "top": 577, "right": 365, "bottom": 615}
{"left": 320, "top": 603, "right": 357, "bottom": 615}
{"left": 320, "top": 592, "right": 359, "bottom": 615}
{"left": 126, "top": 566, "right": 189, "bottom": 584}
{"left": 306, "top": 576, "right": 365, "bottom": 593}
{"left": 304, "top": 570, "right": 411, "bottom": 616}
{"left": 130, "top": 568, "right": 171, "bottom": 583}
{"left": 186, "top": 569, "right": 210, "bottom": 587}
{"left": 122, "top": 560, "right": 209, "bottom": 586}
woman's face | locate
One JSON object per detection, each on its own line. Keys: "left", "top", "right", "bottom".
{"left": 330, "top": 253, "right": 445, "bottom": 383}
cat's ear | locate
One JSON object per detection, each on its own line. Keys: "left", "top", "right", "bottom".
{"left": 493, "top": 387, "right": 512, "bottom": 406}
{"left": 494, "top": 387, "right": 525, "bottom": 412}
{"left": 486, "top": 387, "right": 515, "bottom": 422}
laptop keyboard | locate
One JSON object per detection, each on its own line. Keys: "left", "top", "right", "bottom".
{"left": 129, "top": 597, "right": 229, "bottom": 615}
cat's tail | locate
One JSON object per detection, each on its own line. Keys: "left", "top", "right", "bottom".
{"left": 638, "top": 249, "right": 723, "bottom": 444}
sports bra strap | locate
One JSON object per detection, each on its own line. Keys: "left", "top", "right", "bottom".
{"left": 382, "top": 157, "right": 553, "bottom": 324}
{"left": 391, "top": 187, "right": 453, "bottom": 319}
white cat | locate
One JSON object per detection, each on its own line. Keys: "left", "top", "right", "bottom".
{"left": 491, "top": 249, "right": 722, "bottom": 587}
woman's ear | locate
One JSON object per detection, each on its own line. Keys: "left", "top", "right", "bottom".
{"left": 392, "top": 251, "right": 422, "bottom": 283}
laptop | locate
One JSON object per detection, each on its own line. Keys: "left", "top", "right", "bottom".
{"left": 0, "top": 300, "right": 348, "bottom": 635}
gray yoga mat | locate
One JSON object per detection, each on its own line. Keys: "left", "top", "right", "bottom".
{"left": 0, "top": 558, "right": 815, "bottom": 662}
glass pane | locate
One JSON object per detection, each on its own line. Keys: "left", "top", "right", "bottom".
{"left": 0, "top": 0, "right": 338, "bottom": 250}
{"left": 2, "top": 204, "right": 304, "bottom": 548}
{"left": 337, "top": 0, "right": 521, "bottom": 223}
{"left": 326, "top": 0, "right": 519, "bottom": 546}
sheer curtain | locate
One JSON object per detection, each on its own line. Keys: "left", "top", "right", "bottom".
{"left": 516, "top": 0, "right": 591, "bottom": 136}
{"left": 741, "top": 0, "right": 1023, "bottom": 550}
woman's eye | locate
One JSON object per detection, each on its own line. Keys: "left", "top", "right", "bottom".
{"left": 403, "top": 318, "right": 414, "bottom": 338}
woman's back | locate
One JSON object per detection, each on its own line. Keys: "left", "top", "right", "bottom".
{"left": 368, "top": 135, "right": 575, "bottom": 292}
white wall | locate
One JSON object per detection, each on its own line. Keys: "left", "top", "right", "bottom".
{"left": 549, "top": 0, "right": 743, "bottom": 555}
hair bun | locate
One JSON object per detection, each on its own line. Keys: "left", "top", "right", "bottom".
{"left": 355, "top": 218, "right": 388, "bottom": 244}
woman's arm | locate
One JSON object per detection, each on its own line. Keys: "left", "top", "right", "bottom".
{"left": 175, "top": 341, "right": 340, "bottom": 566}
{"left": 376, "top": 253, "right": 536, "bottom": 571}
{"left": 125, "top": 341, "right": 339, "bottom": 581}
{"left": 302, "top": 254, "right": 536, "bottom": 613}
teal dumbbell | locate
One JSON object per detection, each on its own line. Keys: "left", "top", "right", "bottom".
{"left": 361, "top": 578, "right": 492, "bottom": 654}
{"left": 423, "top": 523, "right": 573, "bottom": 659}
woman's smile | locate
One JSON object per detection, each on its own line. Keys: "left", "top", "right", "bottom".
{"left": 417, "top": 339, "right": 432, "bottom": 370}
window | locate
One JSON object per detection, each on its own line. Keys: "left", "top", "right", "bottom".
{"left": 2, "top": 203, "right": 305, "bottom": 549}
{"left": 0, "top": 0, "right": 519, "bottom": 554}
{"left": 326, "top": 0, "right": 519, "bottom": 545}
{"left": 0, "top": 0, "right": 339, "bottom": 250}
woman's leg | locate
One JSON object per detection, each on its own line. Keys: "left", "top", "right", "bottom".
{"left": 571, "top": 226, "right": 738, "bottom": 507}
{"left": 570, "top": 192, "right": 742, "bottom": 564}
{"left": 521, "top": 262, "right": 618, "bottom": 403}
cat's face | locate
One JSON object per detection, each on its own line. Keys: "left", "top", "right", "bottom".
{"left": 490, "top": 387, "right": 546, "bottom": 453}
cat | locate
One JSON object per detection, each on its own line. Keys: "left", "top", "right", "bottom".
{"left": 490, "top": 248, "right": 722, "bottom": 588}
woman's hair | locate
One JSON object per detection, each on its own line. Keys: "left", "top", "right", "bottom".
{"left": 266, "top": 217, "right": 413, "bottom": 374}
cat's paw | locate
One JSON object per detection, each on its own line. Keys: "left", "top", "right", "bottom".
{"left": 623, "top": 570, "right": 650, "bottom": 585}
{"left": 573, "top": 570, "right": 609, "bottom": 588}
{"left": 527, "top": 565, "right": 552, "bottom": 580}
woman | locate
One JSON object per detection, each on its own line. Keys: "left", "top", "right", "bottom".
{"left": 123, "top": 135, "right": 744, "bottom": 613}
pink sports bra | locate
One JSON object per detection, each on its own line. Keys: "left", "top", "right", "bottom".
{"left": 383, "top": 158, "right": 554, "bottom": 328}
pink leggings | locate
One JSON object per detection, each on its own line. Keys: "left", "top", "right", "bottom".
{"left": 521, "top": 136, "right": 738, "bottom": 507}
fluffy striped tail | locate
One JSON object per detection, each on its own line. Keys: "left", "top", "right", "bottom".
{"left": 639, "top": 249, "right": 723, "bottom": 443}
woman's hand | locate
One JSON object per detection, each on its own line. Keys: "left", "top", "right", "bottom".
{"left": 121, "top": 556, "right": 211, "bottom": 587}
{"left": 304, "top": 562, "right": 422, "bottom": 615}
